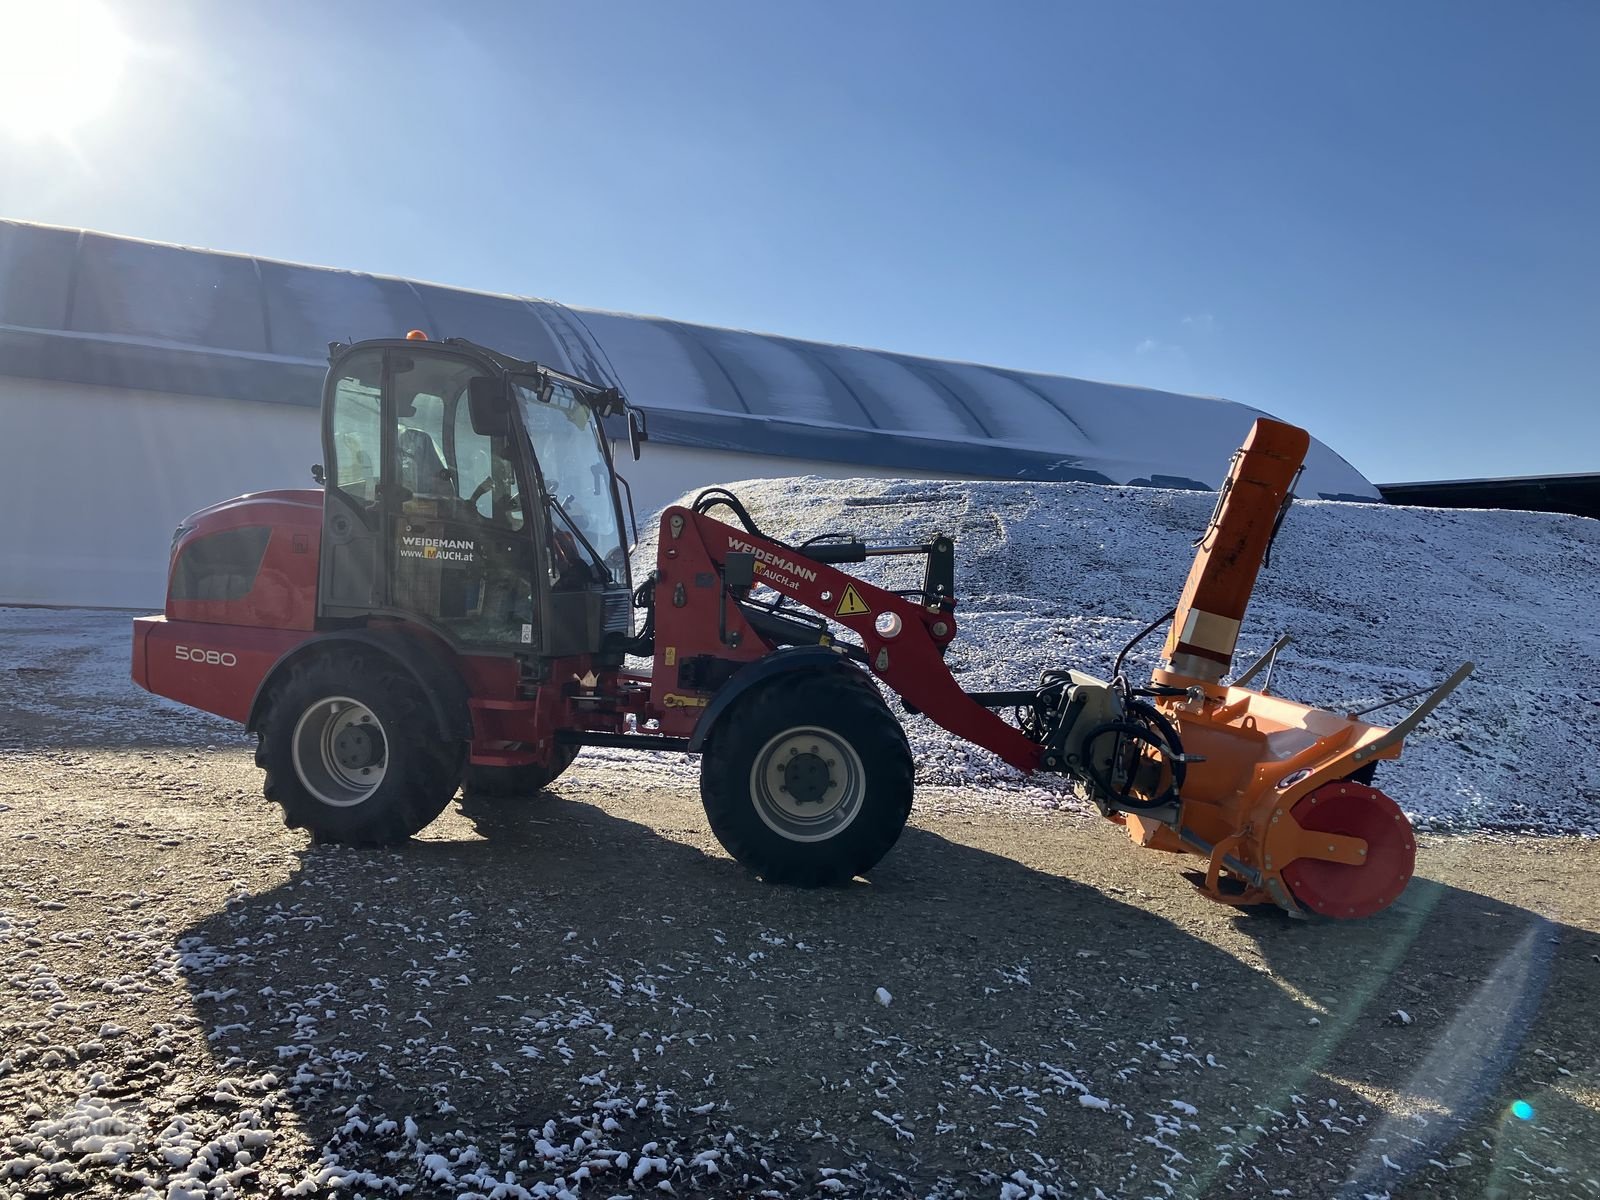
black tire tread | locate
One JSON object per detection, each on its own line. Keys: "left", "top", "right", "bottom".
{"left": 256, "top": 651, "right": 461, "bottom": 844}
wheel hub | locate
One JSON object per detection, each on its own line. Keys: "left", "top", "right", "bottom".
{"left": 782, "top": 751, "right": 833, "bottom": 804}
{"left": 749, "top": 726, "right": 867, "bottom": 843}
{"left": 333, "top": 724, "right": 381, "bottom": 771}
{"left": 290, "top": 696, "right": 389, "bottom": 808}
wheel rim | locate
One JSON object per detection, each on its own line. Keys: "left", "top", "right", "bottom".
{"left": 290, "top": 696, "right": 388, "bottom": 808}
{"left": 749, "top": 725, "right": 866, "bottom": 843}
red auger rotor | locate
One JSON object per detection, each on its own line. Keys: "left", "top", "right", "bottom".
{"left": 1280, "top": 781, "right": 1417, "bottom": 919}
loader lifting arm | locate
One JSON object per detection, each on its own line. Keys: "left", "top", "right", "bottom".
{"left": 644, "top": 497, "right": 1044, "bottom": 772}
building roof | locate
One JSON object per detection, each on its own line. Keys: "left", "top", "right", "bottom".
{"left": 1380, "top": 474, "right": 1599, "bottom": 520}
{"left": 0, "top": 219, "right": 1379, "bottom": 499}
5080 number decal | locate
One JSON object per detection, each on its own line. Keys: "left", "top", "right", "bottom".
{"left": 176, "top": 645, "right": 237, "bottom": 667}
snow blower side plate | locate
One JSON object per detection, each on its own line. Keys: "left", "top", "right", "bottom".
{"left": 1280, "top": 781, "right": 1416, "bottom": 919}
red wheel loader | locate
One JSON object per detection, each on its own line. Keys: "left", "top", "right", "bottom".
{"left": 132, "top": 334, "right": 1471, "bottom": 917}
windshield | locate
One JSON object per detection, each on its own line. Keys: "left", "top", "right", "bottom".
{"left": 513, "top": 377, "right": 627, "bottom": 583}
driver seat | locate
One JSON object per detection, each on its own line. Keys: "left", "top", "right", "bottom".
{"left": 397, "top": 425, "right": 451, "bottom": 498}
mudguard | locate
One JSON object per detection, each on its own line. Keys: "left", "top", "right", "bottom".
{"left": 245, "top": 628, "right": 473, "bottom": 743}
{"left": 686, "top": 645, "right": 861, "bottom": 753}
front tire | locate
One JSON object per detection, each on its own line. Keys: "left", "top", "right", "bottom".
{"left": 256, "top": 652, "right": 461, "bottom": 844}
{"left": 699, "top": 669, "right": 913, "bottom": 885}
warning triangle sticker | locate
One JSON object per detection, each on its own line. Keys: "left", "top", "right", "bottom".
{"left": 835, "top": 585, "right": 870, "bottom": 617}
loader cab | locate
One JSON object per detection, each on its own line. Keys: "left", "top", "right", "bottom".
{"left": 317, "top": 337, "right": 635, "bottom": 660}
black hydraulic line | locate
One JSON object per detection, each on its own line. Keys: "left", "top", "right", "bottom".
{"left": 623, "top": 571, "right": 657, "bottom": 657}
{"left": 799, "top": 531, "right": 856, "bottom": 551}
{"left": 691, "top": 488, "right": 788, "bottom": 547}
{"left": 1111, "top": 607, "right": 1178, "bottom": 685}
{"left": 1080, "top": 720, "right": 1182, "bottom": 811}
{"left": 1262, "top": 466, "right": 1304, "bottom": 569}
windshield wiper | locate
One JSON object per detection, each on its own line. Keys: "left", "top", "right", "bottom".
{"left": 546, "top": 495, "right": 614, "bottom": 586}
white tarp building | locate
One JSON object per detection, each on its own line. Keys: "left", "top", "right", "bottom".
{"left": 0, "top": 219, "right": 1379, "bottom": 609}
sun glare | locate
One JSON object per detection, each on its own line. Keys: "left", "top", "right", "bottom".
{"left": 0, "top": 0, "right": 131, "bottom": 140}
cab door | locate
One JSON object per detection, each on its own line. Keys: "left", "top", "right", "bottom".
{"left": 320, "top": 346, "right": 541, "bottom": 650}
{"left": 319, "top": 347, "right": 385, "bottom": 614}
{"left": 386, "top": 351, "right": 540, "bottom": 648}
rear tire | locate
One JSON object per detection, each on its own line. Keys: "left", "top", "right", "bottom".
{"left": 463, "top": 745, "right": 580, "bottom": 800}
{"left": 256, "top": 652, "right": 461, "bottom": 844}
{"left": 699, "top": 668, "right": 913, "bottom": 885}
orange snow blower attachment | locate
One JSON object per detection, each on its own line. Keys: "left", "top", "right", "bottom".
{"left": 1100, "top": 418, "right": 1475, "bottom": 917}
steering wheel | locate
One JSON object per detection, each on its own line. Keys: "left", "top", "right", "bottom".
{"left": 469, "top": 476, "right": 520, "bottom": 523}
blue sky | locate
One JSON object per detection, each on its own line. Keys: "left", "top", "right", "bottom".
{"left": 2, "top": 0, "right": 1595, "bottom": 484}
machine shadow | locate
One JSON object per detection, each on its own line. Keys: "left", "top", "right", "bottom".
{"left": 1214, "top": 852, "right": 1600, "bottom": 1196}
{"left": 169, "top": 792, "right": 1599, "bottom": 1197}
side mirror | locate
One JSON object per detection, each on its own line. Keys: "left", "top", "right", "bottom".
{"left": 627, "top": 408, "right": 646, "bottom": 462}
{"left": 468, "top": 376, "right": 512, "bottom": 437}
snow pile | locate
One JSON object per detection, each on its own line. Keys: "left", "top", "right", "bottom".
{"left": 644, "top": 476, "right": 1600, "bottom": 836}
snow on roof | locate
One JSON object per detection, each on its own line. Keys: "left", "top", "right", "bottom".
{"left": 0, "top": 218, "right": 1379, "bottom": 499}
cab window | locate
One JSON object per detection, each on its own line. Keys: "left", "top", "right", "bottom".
{"left": 328, "top": 352, "right": 383, "bottom": 502}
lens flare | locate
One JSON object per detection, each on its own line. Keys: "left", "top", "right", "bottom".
{"left": 1511, "top": 1099, "right": 1535, "bottom": 1121}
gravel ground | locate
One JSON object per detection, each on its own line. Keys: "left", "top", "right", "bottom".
{"left": 2, "top": 613, "right": 1599, "bottom": 1199}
